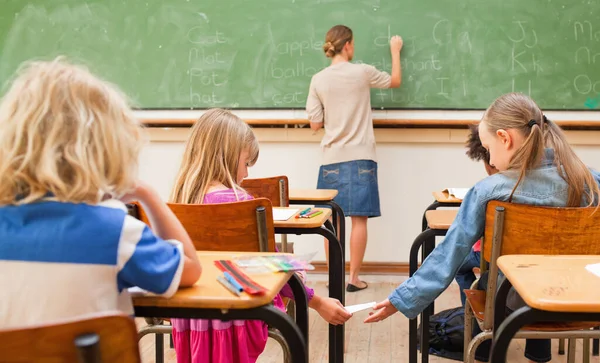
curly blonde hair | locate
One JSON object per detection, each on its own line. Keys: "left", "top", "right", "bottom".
{"left": 0, "top": 57, "right": 144, "bottom": 205}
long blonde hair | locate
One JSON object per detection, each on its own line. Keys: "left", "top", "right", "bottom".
{"left": 0, "top": 57, "right": 143, "bottom": 205}
{"left": 170, "top": 108, "right": 259, "bottom": 204}
{"left": 482, "top": 92, "right": 599, "bottom": 207}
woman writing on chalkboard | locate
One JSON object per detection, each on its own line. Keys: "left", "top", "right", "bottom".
{"left": 306, "top": 25, "right": 403, "bottom": 292}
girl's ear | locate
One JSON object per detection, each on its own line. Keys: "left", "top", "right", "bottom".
{"left": 496, "top": 129, "right": 512, "bottom": 149}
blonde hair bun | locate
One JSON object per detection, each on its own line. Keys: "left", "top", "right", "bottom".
{"left": 323, "top": 41, "right": 336, "bottom": 57}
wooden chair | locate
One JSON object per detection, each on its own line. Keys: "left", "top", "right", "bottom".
{"left": 463, "top": 201, "right": 600, "bottom": 363}
{"left": 131, "top": 198, "right": 293, "bottom": 362}
{"left": 0, "top": 312, "right": 140, "bottom": 362}
{"left": 241, "top": 175, "right": 292, "bottom": 252}
{"left": 241, "top": 175, "right": 289, "bottom": 207}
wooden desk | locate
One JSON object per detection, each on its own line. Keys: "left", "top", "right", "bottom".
{"left": 432, "top": 191, "right": 463, "bottom": 204}
{"left": 490, "top": 255, "right": 600, "bottom": 363}
{"left": 273, "top": 206, "right": 345, "bottom": 363}
{"left": 424, "top": 209, "right": 458, "bottom": 230}
{"left": 289, "top": 188, "right": 346, "bottom": 260}
{"left": 133, "top": 251, "right": 308, "bottom": 363}
{"left": 273, "top": 207, "right": 332, "bottom": 229}
{"left": 289, "top": 189, "right": 338, "bottom": 201}
{"left": 498, "top": 255, "right": 600, "bottom": 313}
{"left": 421, "top": 190, "right": 462, "bottom": 232}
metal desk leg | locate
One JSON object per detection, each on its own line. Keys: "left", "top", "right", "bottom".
{"left": 493, "top": 278, "right": 513, "bottom": 331}
{"left": 288, "top": 273, "right": 309, "bottom": 344}
{"left": 421, "top": 201, "right": 441, "bottom": 232}
{"left": 408, "top": 228, "right": 444, "bottom": 363}
{"left": 490, "top": 306, "right": 536, "bottom": 363}
{"left": 327, "top": 201, "right": 346, "bottom": 257}
{"left": 318, "top": 226, "right": 345, "bottom": 363}
{"left": 155, "top": 333, "right": 164, "bottom": 363}
{"left": 277, "top": 225, "right": 344, "bottom": 363}
{"left": 258, "top": 305, "right": 308, "bottom": 363}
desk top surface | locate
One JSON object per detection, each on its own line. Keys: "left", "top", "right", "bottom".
{"left": 498, "top": 255, "right": 600, "bottom": 313}
{"left": 273, "top": 207, "right": 332, "bottom": 229}
{"left": 132, "top": 251, "right": 292, "bottom": 310}
{"left": 289, "top": 189, "right": 338, "bottom": 202}
{"left": 425, "top": 209, "right": 458, "bottom": 230}
{"left": 432, "top": 191, "right": 463, "bottom": 204}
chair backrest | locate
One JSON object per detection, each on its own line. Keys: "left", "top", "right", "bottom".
{"left": 481, "top": 200, "right": 600, "bottom": 329}
{"left": 0, "top": 313, "right": 140, "bottom": 363}
{"left": 130, "top": 198, "right": 276, "bottom": 253}
{"left": 241, "top": 175, "right": 289, "bottom": 207}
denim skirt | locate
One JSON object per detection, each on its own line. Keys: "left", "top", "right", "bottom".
{"left": 316, "top": 159, "right": 381, "bottom": 218}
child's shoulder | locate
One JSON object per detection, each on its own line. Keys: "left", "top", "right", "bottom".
{"left": 469, "top": 172, "right": 516, "bottom": 201}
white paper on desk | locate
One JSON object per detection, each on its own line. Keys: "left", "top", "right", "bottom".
{"left": 443, "top": 188, "right": 470, "bottom": 200}
{"left": 345, "top": 301, "right": 376, "bottom": 314}
{"left": 585, "top": 263, "right": 600, "bottom": 277}
{"left": 273, "top": 208, "right": 299, "bottom": 221}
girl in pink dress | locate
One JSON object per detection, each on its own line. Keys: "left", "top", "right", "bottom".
{"left": 169, "top": 108, "right": 352, "bottom": 363}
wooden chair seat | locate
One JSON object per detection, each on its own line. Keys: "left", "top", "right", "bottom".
{"left": 464, "top": 289, "right": 599, "bottom": 331}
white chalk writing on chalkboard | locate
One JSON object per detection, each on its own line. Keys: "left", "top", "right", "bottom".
{"left": 573, "top": 75, "right": 600, "bottom": 95}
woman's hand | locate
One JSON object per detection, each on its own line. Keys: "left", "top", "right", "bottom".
{"left": 390, "top": 35, "right": 403, "bottom": 53}
{"left": 310, "top": 296, "right": 352, "bottom": 325}
{"left": 363, "top": 299, "right": 398, "bottom": 323}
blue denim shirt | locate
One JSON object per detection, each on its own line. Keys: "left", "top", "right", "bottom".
{"left": 389, "top": 149, "right": 600, "bottom": 319}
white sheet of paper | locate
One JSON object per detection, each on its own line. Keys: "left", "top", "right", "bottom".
{"left": 585, "top": 262, "right": 600, "bottom": 277}
{"left": 345, "top": 301, "right": 376, "bottom": 314}
{"left": 444, "top": 188, "right": 470, "bottom": 200}
{"left": 273, "top": 208, "right": 299, "bottom": 221}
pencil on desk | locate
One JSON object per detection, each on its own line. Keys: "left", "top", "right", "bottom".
{"left": 223, "top": 271, "right": 244, "bottom": 292}
{"left": 217, "top": 275, "right": 241, "bottom": 296}
{"left": 308, "top": 211, "right": 323, "bottom": 218}
{"left": 295, "top": 207, "right": 312, "bottom": 218}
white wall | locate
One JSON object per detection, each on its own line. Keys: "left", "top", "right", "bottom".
{"left": 137, "top": 110, "right": 600, "bottom": 264}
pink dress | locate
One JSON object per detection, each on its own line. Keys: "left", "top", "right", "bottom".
{"left": 171, "top": 189, "right": 315, "bottom": 363}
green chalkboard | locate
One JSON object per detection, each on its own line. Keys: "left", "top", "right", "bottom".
{"left": 0, "top": 0, "right": 599, "bottom": 109}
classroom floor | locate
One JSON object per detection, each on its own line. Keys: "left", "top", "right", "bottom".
{"left": 137, "top": 274, "right": 599, "bottom": 363}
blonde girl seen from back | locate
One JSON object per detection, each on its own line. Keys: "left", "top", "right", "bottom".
{"left": 366, "top": 93, "right": 600, "bottom": 363}
{"left": 170, "top": 108, "right": 352, "bottom": 363}
{"left": 0, "top": 58, "right": 201, "bottom": 329}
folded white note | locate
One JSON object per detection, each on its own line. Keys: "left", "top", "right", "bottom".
{"left": 345, "top": 301, "right": 376, "bottom": 314}
{"left": 443, "top": 188, "right": 470, "bottom": 200}
{"left": 585, "top": 262, "right": 600, "bottom": 277}
{"left": 273, "top": 208, "right": 299, "bottom": 221}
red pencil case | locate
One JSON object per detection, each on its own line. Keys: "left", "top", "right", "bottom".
{"left": 215, "top": 260, "right": 267, "bottom": 295}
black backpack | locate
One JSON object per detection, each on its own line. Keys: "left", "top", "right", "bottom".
{"left": 417, "top": 307, "right": 465, "bottom": 361}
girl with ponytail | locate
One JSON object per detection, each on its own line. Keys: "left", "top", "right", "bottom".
{"left": 366, "top": 93, "right": 600, "bottom": 363}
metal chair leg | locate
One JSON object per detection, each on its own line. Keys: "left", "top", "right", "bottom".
{"left": 268, "top": 329, "right": 292, "bottom": 363}
{"left": 567, "top": 338, "right": 576, "bottom": 363}
{"left": 466, "top": 331, "right": 493, "bottom": 363}
{"left": 464, "top": 302, "right": 474, "bottom": 359}
{"left": 583, "top": 338, "right": 590, "bottom": 363}
{"left": 558, "top": 338, "right": 565, "bottom": 355}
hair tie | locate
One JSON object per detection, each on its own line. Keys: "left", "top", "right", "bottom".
{"left": 527, "top": 119, "right": 537, "bottom": 128}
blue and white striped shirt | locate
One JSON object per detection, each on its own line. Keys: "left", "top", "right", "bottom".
{"left": 0, "top": 199, "right": 183, "bottom": 328}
